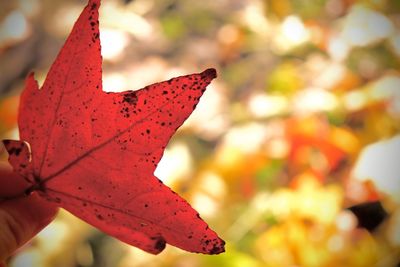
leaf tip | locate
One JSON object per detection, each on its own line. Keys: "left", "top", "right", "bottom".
{"left": 88, "top": 0, "right": 101, "bottom": 9}
{"left": 209, "top": 237, "right": 226, "bottom": 254}
{"left": 2, "top": 139, "right": 10, "bottom": 145}
{"left": 202, "top": 68, "right": 217, "bottom": 79}
{"left": 2, "top": 139, "right": 13, "bottom": 151}
{"left": 25, "top": 71, "right": 35, "bottom": 81}
{"left": 25, "top": 72, "right": 39, "bottom": 89}
{"left": 1, "top": 140, "right": 8, "bottom": 155}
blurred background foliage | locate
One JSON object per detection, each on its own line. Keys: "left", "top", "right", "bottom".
{"left": 0, "top": 0, "right": 400, "bottom": 266}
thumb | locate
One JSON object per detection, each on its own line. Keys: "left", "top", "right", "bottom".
{"left": 0, "top": 162, "right": 58, "bottom": 262}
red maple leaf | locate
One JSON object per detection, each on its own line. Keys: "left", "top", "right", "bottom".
{"left": 1, "top": 0, "right": 224, "bottom": 255}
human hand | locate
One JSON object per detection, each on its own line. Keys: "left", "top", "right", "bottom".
{"left": 0, "top": 162, "right": 58, "bottom": 265}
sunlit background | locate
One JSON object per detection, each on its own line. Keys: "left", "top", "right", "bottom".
{"left": 0, "top": 0, "right": 400, "bottom": 266}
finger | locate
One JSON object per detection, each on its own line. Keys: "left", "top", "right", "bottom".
{"left": 0, "top": 162, "right": 59, "bottom": 261}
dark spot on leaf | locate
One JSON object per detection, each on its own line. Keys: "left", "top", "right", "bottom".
{"left": 151, "top": 236, "right": 166, "bottom": 251}
{"left": 123, "top": 91, "right": 138, "bottom": 105}
{"left": 9, "top": 147, "right": 22, "bottom": 156}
